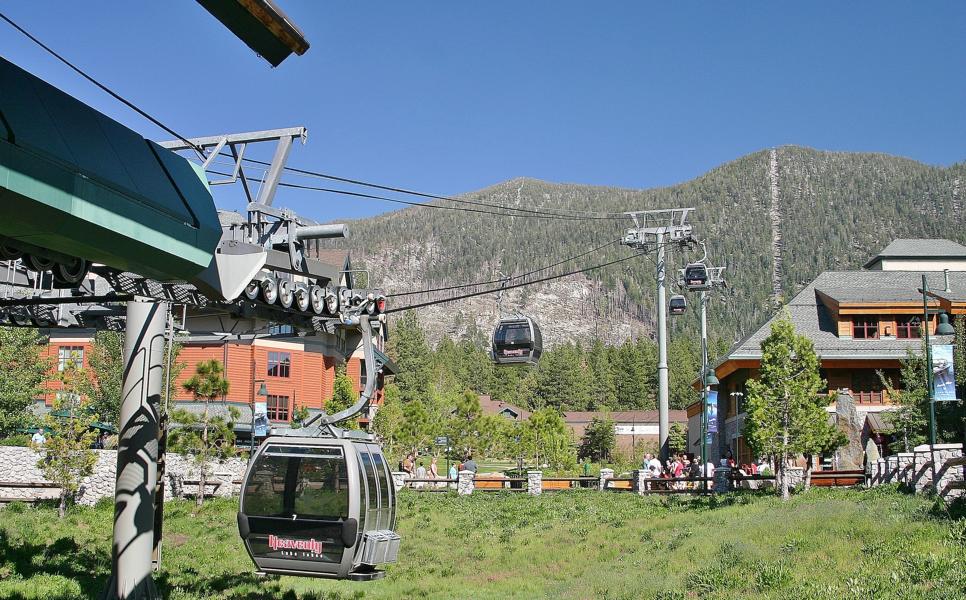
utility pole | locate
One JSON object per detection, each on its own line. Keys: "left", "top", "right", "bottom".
{"left": 621, "top": 208, "right": 695, "bottom": 461}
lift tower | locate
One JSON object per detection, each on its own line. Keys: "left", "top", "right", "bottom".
{"left": 620, "top": 209, "right": 694, "bottom": 461}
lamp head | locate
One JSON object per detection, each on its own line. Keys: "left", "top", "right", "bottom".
{"left": 935, "top": 312, "right": 955, "bottom": 336}
{"left": 257, "top": 383, "right": 268, "bottom": 397}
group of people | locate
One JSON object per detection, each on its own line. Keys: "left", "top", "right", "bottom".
{"left": 400, "top": 452, "right": 479, "bottom": 488}
{"left": 640, "top": 451, "right": 772, "bottom": 489}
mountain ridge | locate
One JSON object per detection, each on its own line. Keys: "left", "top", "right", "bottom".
{"left": 322, "top": 145, "right": 966, "bottom": 348}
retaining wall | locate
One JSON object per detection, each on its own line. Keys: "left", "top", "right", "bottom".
{"left": 867, "top": 443, "right": 964, "bottom": 504}
{"left": 0, "top": 445, "right": 247, "bottom": 506}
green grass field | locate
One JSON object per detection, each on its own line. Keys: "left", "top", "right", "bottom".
{"left": 0, "top": 486, "right": 963, "bottom": 599}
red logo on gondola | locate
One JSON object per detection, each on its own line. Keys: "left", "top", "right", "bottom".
{"left": 268, "top": 534, "right": 323, "bottom": 555}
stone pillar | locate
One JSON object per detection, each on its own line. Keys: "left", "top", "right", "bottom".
{"left": 391, "top": 471, "right": 407, "bottom": 493}
{"left": 457, "top": 470, "right": 475, "bottom": 496}
{"left": 632, "top": 469, "right": 649, "bottom": 495}
{"left": 933, "top": 444, "right": 964, "bottom": 503}
{"left": 785, "top": 466, "right": 804, "bottom": 489}
{"left": 599, "top": 468, "right": 614, "bottom": 491}
{"left": 895, "top": 453, "right": 914, "bottom": 486}
{"left": 912, "top": 445, "right": 935, "bottom": 493}
{"left": 527, "top": 471, "right": 542, "bottom": 495}
{"left": 714, "top": 466, "right": 731, "bottom": 493}
{"left": 885, "top": 455, "right": 898, "bottom": 483}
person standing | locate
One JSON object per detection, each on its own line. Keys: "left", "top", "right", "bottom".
{"left": 415, "top": 460, "right": 427, "bottom": 489}
{"left": 429, "top": 456, "right": 440, "bottom": 488}
{"left": 31, "top": 429, "right": 46, "bottom": 446}
{"left": 462, "top": 454, "right": 478, "bottom": 474}
{"left": 448, "top": 462, "right": 458, "bottom": 488}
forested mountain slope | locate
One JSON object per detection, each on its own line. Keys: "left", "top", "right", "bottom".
{"left": 332, "top": 146, "right": 966, "bottom": 347}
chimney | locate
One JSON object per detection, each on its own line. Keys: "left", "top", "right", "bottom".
{"left": 944, "top": 269, "right": 951, "bottom": 293}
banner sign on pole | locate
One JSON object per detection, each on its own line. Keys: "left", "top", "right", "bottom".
{"left": 706, "top": 390, "right": 718, "bottom": 433}
{"left": 253, "top": 401, "right": 269, "bottom": 437}
{"left": 933, "top": 344, "right": 958, "bottom": 402}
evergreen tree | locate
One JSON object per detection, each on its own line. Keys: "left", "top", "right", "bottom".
{"left": 325, "top": 366, "right": 361, "bottom": 430}
{"left": 521, "top": 408, "right": 576, "bottom": 470}
{"left": 36, "top": 367, "right": 97, "bottom": 518}
{"left": 446, "top": 389, "right": 482, "bottom": 456}
{"left": 744, "top": 314, "right": 840, "bottom": 500}
{"left": 578, "top": 416, "right": 616, "bottom": 462}
{"left": 387, "top": 312, "right": 433, "bottom": 404}
{"left": 372, "top": 383, "right": 404, "bottom": 457}
{"left": 587, "top": 340, "right": 617, "bottom": 410}
{"left": 613, "top": 340, "right": 650, "bottom": 409}
{"left": 0, "top": 327, "right": 50, "bottom": 437}
{"left": 173, "top": 359, "right": 231, "bottom": 506}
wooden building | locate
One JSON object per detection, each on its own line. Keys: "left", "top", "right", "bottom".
{"left": 689, "top": 239, "right": 965, "bottom": 466}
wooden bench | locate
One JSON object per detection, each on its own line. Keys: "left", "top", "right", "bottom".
{"left": 0, "top": 481, "right": 61, "bottom": 503}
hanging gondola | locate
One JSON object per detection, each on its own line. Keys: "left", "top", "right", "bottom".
{"left": 683, "top": 262, "right": 711, "bottom": 291}
{"left": 669, "top": 294, "right": 688, "bottom": 315}
{"left": 237, "top": 320, "right": 399, "bottom": 581}
{"left": 491, "top": 316, "right": 543, "bottom": 365}
{"left": 238, "top": 434, "right": 399, "bottom": 580}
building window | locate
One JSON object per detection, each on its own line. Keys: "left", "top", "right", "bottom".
{"left": 266, "top": 395, "right": 290, "bottom": 421}
{"left": 359, "top": 359, "right": 367, "bottom": 388}
{"left": 852, "top": 317, "right": 879, "bottom": 340}
{"left": 267, "top": 351, "right": 291, "bottom": 378}
{"left": 57, "top": 346, "right": 84, "bottom": 371}
{"left": 896, "top": 316, "right": 922, "bottom": 339}
{"left": 268, "top": 324, "right": 293, "bottom": 336}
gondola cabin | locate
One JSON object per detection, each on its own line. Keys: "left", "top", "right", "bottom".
{"left": 669, "top": 295, "right": 688, "bottom": 315}
{"left": 683, "top": 263, "right": 711, "bottom": 291}
{"left": 238, "top": 434, "right": 399, "bottom": 581}
{"left": 492, "top": 317, "right": 543, "bottom": 365}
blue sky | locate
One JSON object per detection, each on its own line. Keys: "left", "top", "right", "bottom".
{"left": 2, "top": 2, "right": 965, "bottom": 222}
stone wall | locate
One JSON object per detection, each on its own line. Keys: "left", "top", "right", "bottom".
{"left": 867, "top": 443, "right": 964, "bottom": 504}
{"left": 0, "top": 446, "right": 247, "bottom": 506}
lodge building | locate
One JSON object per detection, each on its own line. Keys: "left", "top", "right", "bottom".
{"left": 689, "top": 239, "right": 965, "bottom": 467}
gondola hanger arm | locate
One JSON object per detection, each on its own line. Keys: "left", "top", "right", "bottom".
{"left": 304, "top": 318, "right": 379, "bottom": 428}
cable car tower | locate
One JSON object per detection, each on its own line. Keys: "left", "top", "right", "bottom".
{"left": 619, "top": 208, "right": 695, "bottom": 461}
{"left": 676, "top": 245, "right": 725, "bottom": 491}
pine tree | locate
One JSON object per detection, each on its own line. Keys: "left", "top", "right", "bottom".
{"left": 372, "top": 383, "right": 404, "bottom": 458}
{"left": 173, "top": 360, "right": 231, "bottom": 506}
{"left": 744, "top": 313, "right": 838, "bottom": 500}
{"left": 36, "top": 367, "right": 97, "bottom": 518}
{"left": 388, "top": 312, "right": 433, "bottom": 404}
{"left": 578, "top": 416, "right": 616, "bottom": 462}
{"left": 325, "top": 366, "right": 361, "bottom": 430}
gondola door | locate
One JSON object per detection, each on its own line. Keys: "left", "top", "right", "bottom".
{"left": 239, "top": 439, "right": 361, "bottom": 578}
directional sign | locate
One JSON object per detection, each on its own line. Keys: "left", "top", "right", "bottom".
{"left": 434, "top": 436, "right": 449, "bottom": 446}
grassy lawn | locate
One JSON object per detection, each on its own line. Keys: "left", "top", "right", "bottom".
{"left": 0, "top": 486, "right": 963, "bottom": 599}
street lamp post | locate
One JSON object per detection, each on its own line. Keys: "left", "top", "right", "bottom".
{"left": 919, "top": 274, "right": 957, "bottom": 490}
{"left": 251, "top": 380, "right": 268, "bottom": 461}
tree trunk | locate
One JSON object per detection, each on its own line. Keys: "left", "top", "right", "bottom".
{"left": 198, "top": 399, "right": 209, "bottom": 507}
{"left": 58, "top": 489, "right": 67, "bottom": 519}
{"left": 780, "top": 394, "right": 790, "bottom": 501}
{"left": 804, "top": 453, "right": 813, "bottom": 491}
